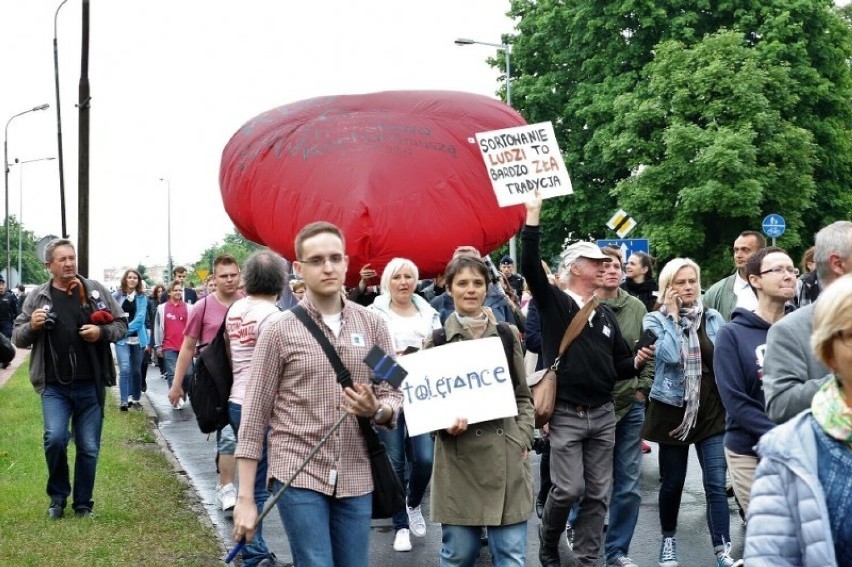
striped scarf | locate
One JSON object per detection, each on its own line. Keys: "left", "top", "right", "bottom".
{"left": 660, "top": 301, "right": 704, "bottom": 441}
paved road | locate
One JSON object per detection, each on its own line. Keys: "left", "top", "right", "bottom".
{"left": 142, "top": 363, "right": 745, "bottom": 566}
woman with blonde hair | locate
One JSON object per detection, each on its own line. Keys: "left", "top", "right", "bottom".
{"left": 368, "top": 257, "right": 441, "bottom": 552}
{"left": 642, "top": 258, "right": 739, "bottom": 566}
{"left": 113, "top": 269, "right": 149, "bottom": 411}
{"left": 745, "top": 274, "right": 852, "bottom": 566}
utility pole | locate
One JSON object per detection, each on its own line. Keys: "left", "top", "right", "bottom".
{"left": 77, "top": 0, "right": 91, "bottom": 276}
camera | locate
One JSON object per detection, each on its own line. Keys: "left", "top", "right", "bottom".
{"left": 41, "top": 305, "right": 58, "bottom": 331}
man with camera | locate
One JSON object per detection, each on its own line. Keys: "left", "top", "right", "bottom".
{"left": 13, "top": 238, "right": 126, "bottom": 519}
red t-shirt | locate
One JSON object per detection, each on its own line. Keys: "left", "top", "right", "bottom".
{"left": 163, "top": 301, "right": 189, "bottom": 351}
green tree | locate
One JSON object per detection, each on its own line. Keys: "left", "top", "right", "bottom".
{"left": 0, "top": 216, "right": 49, "bottom": 284}
{"left": 504, "top": 0, "right": 852, "bottom": 276}
{"left": 609, "top": 30, "right": 816, "bottom": 279}
{"left": 195, "top": 230, "right": 264, "bottom": 276}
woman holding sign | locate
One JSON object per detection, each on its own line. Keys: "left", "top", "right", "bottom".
{"left": 368, "top": 258, "right": 441, "bottom": 552}
{"left": 425, "top": 255, "right": 534, "bottom": 567}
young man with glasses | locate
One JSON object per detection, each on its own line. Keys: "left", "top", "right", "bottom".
{"left": 714, "top": 247, "right": 796, "bottom": 518}
{"left": 232, "top": 221, "right": 402, "bottom": 566}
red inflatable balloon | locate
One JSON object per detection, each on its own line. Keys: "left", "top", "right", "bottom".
{"left": 220, "top": 90, "right": 527, "bottom": 286}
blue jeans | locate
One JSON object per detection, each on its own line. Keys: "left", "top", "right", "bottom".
{"left": 440, "top": 522, "right": 527, "bottom": 566}
{"left": 605, "top": 401, "right": 645, "bottom": 562}
{"left": 658, "top": 432, "right": 729, "bottom": 549}
{"left": 42, "top": 382, "right": 104, "bottom": 511}
{"left": 115, "top": 342, "right": 144, "bottom": 405}
{"left": 378, "top": 410, "right": 434, "bottom": 531}
{"left": 229, "top": 402, "right": 271, "bottom": 567}
{"left": 273, "top": 485, "right": 372, "bottom": 567}
{"left": 164, "top": 349, "right": 192, "bottom": 394}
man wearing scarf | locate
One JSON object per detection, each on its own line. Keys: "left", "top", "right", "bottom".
{"left": 12, "top": 238, "right": 126, "bottom": 519}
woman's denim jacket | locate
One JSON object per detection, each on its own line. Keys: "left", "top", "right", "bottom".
{"left": 642, "top": 308, "right": 723, "bottom": 407}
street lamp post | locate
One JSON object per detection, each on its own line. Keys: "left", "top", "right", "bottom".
{"left": 4, "top": 104, "right": 50, "bottom": 283}
{"left": 454, "top": 37, "right": 517, "bottom": 262}
{"left": 159, "top": 178, "right": 173, "bottom": 279}
{"left": 10, "top": 157, "right": 56, "bottom": 285}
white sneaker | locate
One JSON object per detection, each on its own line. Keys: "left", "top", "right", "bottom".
{"left": 217, "top": 483, "right": 237, "bottom": 511}
{"left": 407, "top": 505, "right": 426, "bottom": 537}
{"left": 393, "top": 528, "right": 412, "bottom": 552}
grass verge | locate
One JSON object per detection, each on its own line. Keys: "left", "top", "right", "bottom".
{"left": 0, "top": 360, "right": 223, "bottom": 565}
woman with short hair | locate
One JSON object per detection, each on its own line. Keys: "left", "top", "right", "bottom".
{"left": 426, "top": 255, "right": 534, "bottom": 566}
{"left": 745, "top": 274, "right": 852, "bottom": 566}
{"left": 368, "top": 257, "right": 441, "bottom": 552}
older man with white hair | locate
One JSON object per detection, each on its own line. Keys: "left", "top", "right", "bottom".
{"left": 521, "top": 196, "right": 649, "bottom": 567}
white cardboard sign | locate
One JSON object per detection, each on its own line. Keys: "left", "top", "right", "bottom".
{"left": 396, "top": 337, "right": 518, "bottom": 437}
{"left": 475, "top": 121, "right": 573, "bottom": 207}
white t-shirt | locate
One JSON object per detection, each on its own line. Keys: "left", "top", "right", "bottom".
{"left": 227, "top": 297, "right": 284, "bottom": 405}
{"left": 387, "top": 310, "right": 430, "bottom": 353}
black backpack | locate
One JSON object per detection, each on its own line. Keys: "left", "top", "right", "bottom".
{"left": 432, "top": 322, "right": 520, "bottom": 388}
{"left": 189, "top": 314, "right": 233, "bottom": 434}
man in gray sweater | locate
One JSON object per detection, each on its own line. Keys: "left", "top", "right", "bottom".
{"left": 763, "top": 220, "right": 852, "bottom": 423}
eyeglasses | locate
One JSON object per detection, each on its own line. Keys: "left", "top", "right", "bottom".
{"left": 759, "top": 266, "right": 799, "bottom": 277}
{"left": 299, "top": 254, "right": 345, "bottom": 267}
{"left": 836, "top": 329, "right": 852, "bottom": 347}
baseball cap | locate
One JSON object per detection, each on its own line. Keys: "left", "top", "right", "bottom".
{"left": 560, "top": 242, "right": 612, "bottom": 267}
{"left": 500, "top": 255, "right": 514, "bottom": 265}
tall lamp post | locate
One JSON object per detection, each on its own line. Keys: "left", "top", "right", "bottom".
{"left": 454, "top": 37, "right": 517, "bottom": 262}
{"left": 159, "top": 178, "right": 173, "bottom": 279}
{"left": 54, "top": 0, "right": 70, "bottom": 238}
{"left": 4, "top": 104, "right": 50, "bottom": 282}
{"left": 10, "top": 156, "right": 56, "bottom": 285}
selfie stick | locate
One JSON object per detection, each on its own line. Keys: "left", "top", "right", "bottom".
{"left": 225, "top": 411, "right": 349, "bottom": 563}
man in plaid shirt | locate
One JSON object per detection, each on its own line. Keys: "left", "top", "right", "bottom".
{"left": 233, "top": 222, "right": 402, "bottom": 566}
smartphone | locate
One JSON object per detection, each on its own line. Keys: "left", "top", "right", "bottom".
{"left": 635, "top": 329, "right": 658, "bottom": 350}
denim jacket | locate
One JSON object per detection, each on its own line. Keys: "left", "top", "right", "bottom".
{"left": 643, "top": 308, "right": 723, "bottom": 407}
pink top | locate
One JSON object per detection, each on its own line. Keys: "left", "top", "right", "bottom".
{"left": 184, "top": 294, "right": 229, "bottom": 345}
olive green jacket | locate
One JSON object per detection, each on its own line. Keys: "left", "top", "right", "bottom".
{"left": 426, "top": 316, "right": 534, "bottom": 526}
{"left": 600, "top": 288, "right": 654, "bottom": 421}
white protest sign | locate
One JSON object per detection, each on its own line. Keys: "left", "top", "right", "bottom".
{"left": 396, "top": 337, "right": 518, "bottom": 437}
{"left": 475, "top": 121, "right": 572, "bottom": 207}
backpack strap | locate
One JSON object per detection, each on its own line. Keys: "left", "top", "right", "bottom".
{"left": 495, "top": 323, "right": 520, "bottom": 389}
{"left": 432, "top": 328, "right": 447, "bottom": 347}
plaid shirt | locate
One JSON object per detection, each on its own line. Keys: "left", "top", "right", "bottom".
{"left": 235, "top": 299, "right": 401, "bottom": 498}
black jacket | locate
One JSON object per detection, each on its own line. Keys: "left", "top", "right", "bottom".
{"left": 520, "top": 225, "right": 636, "bottom": 407}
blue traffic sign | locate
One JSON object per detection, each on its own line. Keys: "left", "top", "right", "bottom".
{"left": 762, "top": 214, "right": 786, "bottom": 238}
{"left": 596, "top": 238, "right": 650, "bottom": 262}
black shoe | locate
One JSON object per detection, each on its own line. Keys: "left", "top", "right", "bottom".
{"left": 120, "top": 404, "right": 128, "bottom": 412}
{"left": 48, "top": 501, "right": 65, "bottom": 520}
{"left": 74, "top": 508, "right": 93, "bottom": 518}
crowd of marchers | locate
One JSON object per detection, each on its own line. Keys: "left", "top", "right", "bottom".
{"left": 9, "top": 204, "right": 852, "bottom": 567}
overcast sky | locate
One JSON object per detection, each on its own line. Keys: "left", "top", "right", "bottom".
{"left": 1, "top": 1, "right": 514, "bottom": 279}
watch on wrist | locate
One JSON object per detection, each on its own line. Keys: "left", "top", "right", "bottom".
{"left": 373, "top": 405, "right": 387, "bottom": 423}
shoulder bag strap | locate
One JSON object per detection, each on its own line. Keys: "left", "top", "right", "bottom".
{"left": 552, "top": 296, "right": 599, "bottom": 370}
{"left": 291, "top": 305, "right": 380, "bottom": 449}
